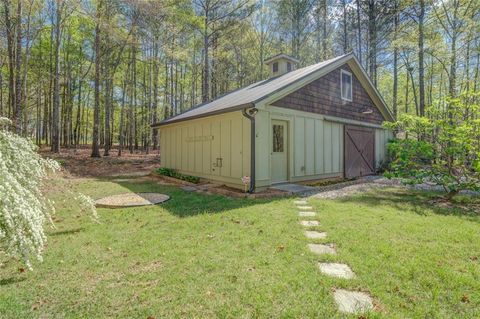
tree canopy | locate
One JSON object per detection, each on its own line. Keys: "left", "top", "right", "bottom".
{"left": 0, "top": 0, "right": 478, "bottom": 157}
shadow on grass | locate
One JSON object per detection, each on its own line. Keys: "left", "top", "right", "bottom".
{"left": 0, "top": 276, "right": 26, "bottom": 286}
{"left": 102, "top": 178, "right": 282, "bottom": 218}
{"left": 335, "top": 188, "right": 480, "bottom": 222}
{"left": 50, "top": 227, "right": 84, "bottom": 236}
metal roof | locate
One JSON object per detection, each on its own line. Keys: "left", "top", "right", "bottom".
{"left": 153, "top": 53, "right": 391, "bottom": 127}
{"left": 154, "top": 54, "right": 348, "bottom": 126}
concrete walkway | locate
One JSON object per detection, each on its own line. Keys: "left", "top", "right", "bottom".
{"left": 293, "top": 197, "right": 374, "bottom": 315}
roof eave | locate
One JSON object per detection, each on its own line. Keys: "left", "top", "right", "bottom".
{"left": 151, "top": 102, "right": 255, "bottom": 128}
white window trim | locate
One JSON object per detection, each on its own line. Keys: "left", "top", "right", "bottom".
{"left": 340, "top": 69, "right": 353, "bottom": 102}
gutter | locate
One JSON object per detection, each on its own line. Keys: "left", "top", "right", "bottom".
{"left": 151, "top": 103, "right": 253, "bottom": 128}
{"left": 242, "top": 107, "right": 257, "bottom": 193}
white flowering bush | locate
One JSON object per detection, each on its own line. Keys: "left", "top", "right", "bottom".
{"left": 0, "top": 117, "right": 96, "bottom": 269}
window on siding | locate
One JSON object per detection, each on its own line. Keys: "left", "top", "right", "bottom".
{"left": 341, "top": 69, "right": 353, "bottom": 101}
{"left": 287, "top": 62, "right": 292, "bottom": 72}
{"left": 272, "top": 125, "right": 284, "bottom": 152}
{"left": 273, "top": 62, "right": 278, "bottom": 73}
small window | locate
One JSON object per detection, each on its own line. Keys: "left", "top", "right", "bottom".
{"left": 287, "top": 62, "right": 292, "bottom": 72}
{"left": 273, "top": 62, "right": 278, "bottom": 73}
{"left": 341, "top": 69, "right": 353, "bottom": 101}
{"left": 273, "top": 125, "right": 284, "bottom": 152}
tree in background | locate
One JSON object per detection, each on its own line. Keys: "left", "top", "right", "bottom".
{"left": 385, "top": 93, "right": 480, "bottom": 199}
{"left": 192, "top": 0, "right": 254, "bottom": 102}
{"left": 275, "top": 0, "right": 314, "bottom": 60}
{"left": 0, "top": 0, "right": 478, "bottom": 157}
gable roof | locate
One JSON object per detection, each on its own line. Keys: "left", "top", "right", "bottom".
{"left": 153, "top": 53, "right": 394, "bottom": 127}
{"left": 264, "top": 53, "right": 300, "bottom": 64}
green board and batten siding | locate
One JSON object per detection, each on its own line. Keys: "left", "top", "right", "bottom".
{"left": 255, "top": 106, "right": 366, "bottom": 189}
{"left": 160, "top": 107, "right": 391, "bottom": 190}
{"left": 375, "top": 128, "right": 393, "bottom": 168}
{"left": 160, "top": 111, "right": 251, "bottom": 188}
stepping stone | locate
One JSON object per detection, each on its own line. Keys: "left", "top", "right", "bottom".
{"left": 297, "top": 206, "right": 313, "bottom": 210}
{"left": 298, "top": 211, "right": 316, "bottom": 217}
{"left": 307, "top": 243, "right": 336, "bottom": 255}
{"left": 304, "top": 231, "right": 327, "bottom": 239}
{"left": 294, "top": 200, "right": 307, "bottom": 205}
{"left": 109, "top": 171, "right": 151, "bottom": 177}
{"left": 318, "top": 263, "right": 355, "bottom": 279}
{"left": 333, "top": 289, "right": 374, "bottom": 314}
{"left": 181, "top": 185, "right": 197, "bottom": 191}
{"left": 299, "top": 220, "right": 319, "bottom": 227}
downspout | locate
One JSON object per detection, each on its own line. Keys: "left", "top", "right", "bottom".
{"left": 242, "top": 107, "right": 258, "bottom": 193}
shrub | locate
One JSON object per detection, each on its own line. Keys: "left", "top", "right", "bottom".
{"left": 156, "top": 167, "right": 200, "bottom": 184}
{"left": 384, "top": 93, "right": 480, "bottom": 199}
{"left": 0, "top": 117, "right": 97, "bottom": 269}
{"left": 0, "top": 118, "right": 60, "bottom": 269}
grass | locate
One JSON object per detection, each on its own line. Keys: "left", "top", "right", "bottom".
{"left": 0, "top": 177, "right": 479, "bottom": 318}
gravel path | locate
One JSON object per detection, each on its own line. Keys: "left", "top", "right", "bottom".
{"left": 306, "top": 176, "right": 479, "bottom": 199}
{"left": 307, "top": 176, "right": 400, "bottom": 199}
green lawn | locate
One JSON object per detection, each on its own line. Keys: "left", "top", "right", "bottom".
{"left": 0, "top": 177, "right": 479, "bottom": 318}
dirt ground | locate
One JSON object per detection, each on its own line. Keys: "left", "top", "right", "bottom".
{"left": 39, "top": 145, "right": 161, "bottom": 177}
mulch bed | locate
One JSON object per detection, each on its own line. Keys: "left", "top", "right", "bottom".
{"left": 39, "top": 146, "right": 160, "bottom": 178}
{"left": 151, "top": 175, "right": 290, "bottom": 199}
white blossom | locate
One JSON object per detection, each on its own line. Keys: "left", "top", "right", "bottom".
{"left": 0, "top": 117, "right": 96, "bottom": 269}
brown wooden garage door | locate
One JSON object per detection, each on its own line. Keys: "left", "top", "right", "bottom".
{"left": 344, "top": 125, "right": 375, "bottom": 179}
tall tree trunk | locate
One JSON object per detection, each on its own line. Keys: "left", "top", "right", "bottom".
{"left": 418, "top": 0, "right": 425, "bottom": 116}
{"left": 321, "top": 0, "right": 327, "bottom": 60}
{"left": 51, "top": 0, "right": 62, "bottom": 153}
{"left": 342, "top": 0, "right": 348, "bottom": 54}
{"left": 119, "top": 49, "right": 132, "bottom": 157}
{"left": 356, "top": 0, "right": 362, "bottom": 64}
{"left": 3, "top": 0, "right": 15, "bottom": 124}
{"left": 103, "top": 74, "right": 112, "bottom": 156}
{"left": 405, "top": 68, "right": 409, "bottom": 114}
{"left": 152, "top": 39, "right": 159, "bottom": 150}
{"left": 392, "top": 0, "right": 398, "bottom": 119}
{"left": 202, "top": 11, "right": 209, "bottom": 103}
{"left": 91, "top": 2, "right": 101, "bottom": 158}
{"left": 449, "top": 31, "right": 457, "bottom": 98}
{"left": 74, "top": 78, "right": 82, "bottom": 149}
{"left": 21, "top": 0, "right": 34, "bottom": 134}
{"left": 14, "top": 0, "right": 22, "bottom": 133}
{"left": 367, "top": 0, "right": 377, "bottom": 85}
{"left": 0, "top": 70, "right": 3, "bottom": 116}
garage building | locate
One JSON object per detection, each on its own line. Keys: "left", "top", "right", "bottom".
{"left": 152, "top": 53, "right": 394, "bottom": 192}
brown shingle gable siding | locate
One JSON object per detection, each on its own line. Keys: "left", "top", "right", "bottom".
{"left": 271, "top": 64, "right": 385, "bottom": 124}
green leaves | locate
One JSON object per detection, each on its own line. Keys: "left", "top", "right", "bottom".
{"left": 385, "top": 93, "right": 480, "bottom": 199}
{"left": 156, "top": 167, "right": 200, "bottom": 184}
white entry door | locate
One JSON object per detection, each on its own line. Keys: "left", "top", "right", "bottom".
{"left": 271, "top": 120, "right": 288, "bottom": 183}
